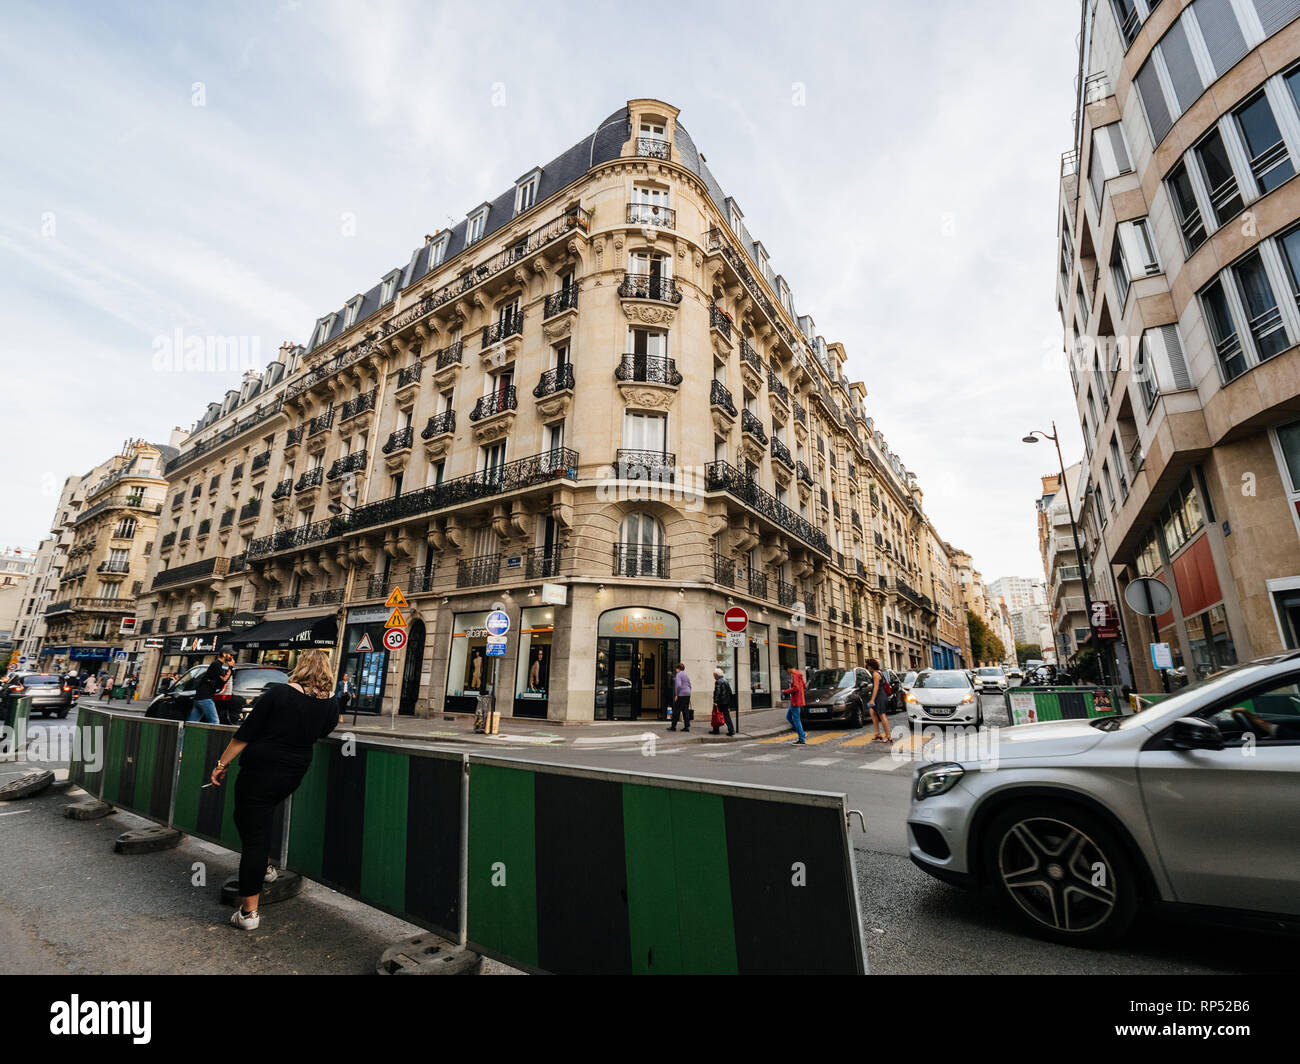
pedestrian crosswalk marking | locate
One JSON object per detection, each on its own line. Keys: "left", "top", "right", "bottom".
{"left": 757, "top": 730, "right": 838, "bottom": 745}
{"left": 840, "top": 733, "right": 887, "bottom": 748}
{"left": 802, "top": 757, "right": 843, "bottom": 767}
{"left": 862, "top": 758, "right": 907, "bottom": 771}
{"left": 696, "top": 750, "right": 739, "bottom": 758}
{"left": 745, "top": 753, "right": 787, "bottom": 762}
{"left": 893, "top": 733, "right": 936, "bottom": 753}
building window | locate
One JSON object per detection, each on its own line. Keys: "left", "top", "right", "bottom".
{"left": 1194, "top": 127, "right": 1244, "bottom": 226}
{"left": 1232, "top": 251, "right": 1290, "bottom": 361}
{"left": 1233, "top": 92, "right": 1295, "bottom": 194}
{"left": 1191, "top": 0, "right": 1248, "bottom": 79}
{"left": 1088, "top": 123, "right": 1133, "bottom": 208}
{"left": 514, "top": 170, "right": 541, "bottom": 215}
{"left": 380, "top": 277, "right": 395, "bottom": 304}
{"left": 1111, "top": 0, "right": 1141, "bottom": 47}
{"left": 1166, "top": 162, "right": 1207, "bottom": 255}
{"left": 467, "top": 206, "right": 489, "bottom": 245}
{"left": 1200, "top": 277, "right": 1247, "bottom": 380}
{"left": 427, "top": 233, "right": 450, "bottom": 269}
{"left": 1110, "top": 240, "right": 1131, "bottom": 308}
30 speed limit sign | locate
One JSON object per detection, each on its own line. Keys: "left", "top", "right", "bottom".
{"left": 383, "top": 627, "right": 407, "bottom": 651}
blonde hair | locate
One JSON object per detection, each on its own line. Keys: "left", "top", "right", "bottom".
{"left": 289, "top": 650, "right": 334, "bottom": 698}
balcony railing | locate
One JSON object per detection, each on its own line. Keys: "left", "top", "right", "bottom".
{"left": 613, "top": 542, "right": 669, "bottom": 578}
{"left": 248, "top": 449, "right": 579, "bottom": 560}
{"left": 793, "top": 404, "right": 806, "bottom": 426}
{"left": 457, "top": 553, "right": 501, "bottom": 589}
{"left": 341, "top": 389, "right": 377, "bottom": 422}
{"left": 271, "top": 479, "right": 293, "bottom": 501}
{"left": 797, "top": 461, "right": 813, "bottom": 487}
{"left": 771, "top": 437, "right": 793, "bottom": 469}
{"left": 407, "top": 565, "right": 434, "bottom": 594}
{"left": 74, "top": 494, "right": 158, "bottom": 526}
{"left": 710, "top": 303, "right": 733, "bottom": 339}
{"left": 165, "top": 399, "right": 285, "bottom": 474}
{"left": 76, "top": 596, "right": 135, "bottom": 612}
{"left": 741, "top": 409, "right": 768, "bottom": 444}
{"left": 776, "top": 579, "right": 797, "bottom": 608}
{"left": 239, "top": 498, "right": 261, "bottom": 523}
{"left": 469, "top": 387, "right": 518, "bottom": 422}
{"left": 96, "top": 559, "right": 128, "bottom": 576}
{"left": 524, "top": 547, "right": 563, "bottom": 579}
{"left": 307, "top": 408, "right": 334, "bottom": 438}
{"left": 636, "top": 136, "right": 670, "bottom": 159}
{"left": 748, "top": 568, "right": 767, "bottom": 599}
{"left": 276, "top": 593, "right": 301, "bottom": 610}
{"left": 615, "top": 355, "right": 681, "bottom": 386}
{"left": 328, "top": 451, "right": 367, "bottom": 480}
{"left": 171, "top": 492, "right": 184, "bottom": 509}
{"left": 436, "top": 341, "right": 464, "bottom": 370}
{"left": 382, "top": 428, "right": 414, "bottom": 454}
{"left": 422, "top": 410, "right": 455, "bottom": 439}
{"left": 617, "top": 273, "right": 681, "bottom": 303}
{"left": 616, "top": 449, "right": 676, "bottom": 482}
{"left": 309, "top": 587, "right": 345, "bottom": 606}
{"left": 712, "top": 553, "right": 735, "bottom": 588}
{"left": 710, "top": 379, "right": 737, "bottom": 417}
{"left": 705, "top": 460, "right": 829, "bottom": 555}
{"left": 152, "top": 556, "right": 230, "bottom": 590}
{"left": 705, "top": 227, "right": 799, "bottom": 352}
{"left": 767, "top": 371, "right": 789, "bottom": 405}
{"left": 396, "top": 361, "right": 423, "bottom": 389}
{"left": 543, "top": 286, "right": 578, "bottom": 318}
{"left": 285, "top": 426, "right": 303, "bottom": 448}
{"left": 627, "top": 202, "right": 675, "bottom": 228}
{"left": 296, "top": 467, "right": 324, "bottom": 491}
{"left": 739, "top": 337, "right": 761, "bottom": 374}
{"left": 533, "top": 363, "right": 575, "bottom": 397}
{"left": 481, "top": 315, "right": 523, "bottom": 349}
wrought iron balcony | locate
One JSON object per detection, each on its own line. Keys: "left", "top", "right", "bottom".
{"left": 45, "top": 599, "right": 75, "bottom": 616}
{"left": 771, "top": 437, "right": 794, "bottom": 469}
{"left": 164, "top": 399, "right": 285, "bottom": 474}
{"left": 851, "top": 510, "right": 861, "bottom": 529}
{"left": 422, "top": 410, "right": 455, "bottom": 439}
{"left": 285, "top": 426, "right": 303, "bottom": 448}
{"left": 97, "top": 559, "right": 130, "bottom": 574}
{"left": 228, "top": 553, "right": 247, "bottom": 574}
{"left": 615, "top": 355, "right": 681, "bottom": 386}
{"left": 360, "top": 573, "right": 388, "bottom": 599}
{"left": 393, "top": 361, "right": 421, "bottom": 391}
{"left": 636, "top": 136, "right": 670, "bottom": 160}
{"left": 704, "top": 228, "right": 799, "bottom": 352}
{"left": 748, "top": 568, "right": 767, "bottom": 599}
{"left": 613, "top": 542, "right": 669, "bottom": 578}
{"left": 616, "top": 449, "right": 676, "bottom": 482}
{"left": 533, "top": 363, "right": 575, "bottom": 397}
{"left": 307, "top": 408, "right": 334, "bottom": 438}
{"left": 543, "top": 286, "right": 578, "bottom": 318}
{"left": 820, "top": 488, "right": 829, "bottom": 509}
{"left": 407, "top": 565, "right": 434, "bottom": 594}
{"left": 340, "top": 389, "right": 377, "bottom": 422}
{"left": 271, "top": 479, "right": 293, "bottom": 501}
{"left": 248, "top": 449, "right": 579, "bottom": 560}
{"left": 436, "top": 341, "right": 464, "bottom": 370}
{"left": 469, "top": 387, "right": 518, "bottom": 422}
{"left": 848, "top": 462, "right": 858, "bottom": 481}
{"left": 797, "top": 461, "right": 813, "bottom": 487}
{"left": 740, "top": 337, "right": 761, "bottom": 374}
{"left": 309, "top": 587, "right": 345, "bottom": 606}
{"left": 627, "top": 202, "right": 676, "bottom": 228}
{"left": 328, "top": 451, "right": 367, "bottom": 480}
{"left": 151, "top": 555, "right": 230, "bottom": 590}
{"left": 775, "top": 579, "right": 797, "bottom": 608}
{"left": 710, "top": 303, "right": 733, "bottom": 339}
{"left": 296, "top": 467, "right": 324, "bottom": 492}
{"left": 712, "top": 553, "right": 735, "bottom": 588}
{"left": 617, "top": 273, "right": 681, "bottom": 303}
{"left": 276, "top": 593, "right": 301, "bottom": 610}
{"left": 705, "top": 460, "right": 829, "bottom": 555}
{"left": 481, "top": 315, "right": 523, "bottom": 349}
{"left": 793, "top": 404, "right": 806, "bottom": 425}
{"left": 524, "top": 546, "right": 563, "bottom": 579}
{"left": 383, "top": 427, "right": 414, "bottom": 454}
{"left": 710, "top": 379, "right": 737, "bottom": 417}
{"left": 457, "top": 553, "right": 501, "bottom": 589}
{"left": 251, "top": 451, "right": 271, "bottom": 473}
{"left": 741, "top": 409, "right": 768, "bottom": 444}
{"left": 833, "top": 500, "right": 840, "bottom": 518}
{"left": 239, "top": 498, "right": 261, "bottom": 523}
{"left": 767, "top": 371, "right": 789, "bottom": 405}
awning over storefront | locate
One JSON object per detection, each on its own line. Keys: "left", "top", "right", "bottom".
{"left": 227, "top": 614, "right": 338, "bottom": 650}
{"left": 163, "top": 631, "right": 232, "bottom": 657}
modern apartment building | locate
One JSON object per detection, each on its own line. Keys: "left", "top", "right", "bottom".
{"left": 128, "top": 99, "right": 972, "bottom": 718}
{"left": 1059, "top": 0, "right": 1300, "bottom": 690}
{"left": 38, "top": 440, "right": 172, "bottom": 675}
{"left": 1037, "top": 465, "right": 1097, "bottom": 665}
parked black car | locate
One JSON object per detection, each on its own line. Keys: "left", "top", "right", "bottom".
{"left": 2, "top": 672, "right": 76, "bottom": 718}
{"left": 144, "top": 664, "right": 289, "bottom": 725}
{"left": 801, "top": 667, "right": 875, "bottom": 727}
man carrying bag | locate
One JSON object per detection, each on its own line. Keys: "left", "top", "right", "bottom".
{"left": 710, "top": 668, "right": 735, "bottom": 736}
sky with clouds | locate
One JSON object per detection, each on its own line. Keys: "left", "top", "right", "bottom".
{"left": 0, "top": 0, "right": 1084, "bottom": 584}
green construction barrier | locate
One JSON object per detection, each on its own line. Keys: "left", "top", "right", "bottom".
{"left": 99, "top": 715, "right": 181, "bottom": 823}
{"left": 68, "top": 705, "right": 111, "bottom": 798}
{"left": 2, "top": 695, "right": 31, "bottom": 733}
{"left": 1005, "top": 686, "right": 1126, "bottom": 726}
{"left": 466, "top": 757, "right": 865, "bottom": 975}
{"left": 286, "top": 738, "right": 462, "bottom": 940}
{"left": 170, "top": 721, "right": 286, "bottom": 852}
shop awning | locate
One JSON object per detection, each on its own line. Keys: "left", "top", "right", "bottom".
{"left": 227, "top": 614, "right": 338, "bottom": 650}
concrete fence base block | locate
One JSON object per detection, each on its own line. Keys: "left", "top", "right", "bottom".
{"left": 377, "top": 935, "right": 483, "bottom": 976}
{"left": 220, "top": 870, "right": 303, "bottom": 907}
{"left": 114, "top": 826, "right": 182, "bottom": 854}
{"left": 0, "top": 770, "right": 55, "bottom": 801}
{"left": 64, "top": 799, "right": 115, "bottom": 820}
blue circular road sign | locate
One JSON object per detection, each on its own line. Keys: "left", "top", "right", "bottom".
{"left": 486, "top": 610, "right": 510, "bottom": 636}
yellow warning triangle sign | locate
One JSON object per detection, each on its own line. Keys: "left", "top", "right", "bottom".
{"left": 385, "top": 587, "right": 408, "bottom": 608}
{"left": 385, "top": 607, "right": 407, "bottom": 629}
{"left": 355, "top": 631, "right": 375, "bottom": 653}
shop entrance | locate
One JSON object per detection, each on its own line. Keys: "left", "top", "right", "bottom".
{"left": 594, "top": 607, "right": 680, "bottom": 721}
{"left": 398, "top": 618, "right": 425, "bottom": 716}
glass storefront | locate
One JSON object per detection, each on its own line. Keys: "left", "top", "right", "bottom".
{"left": 513, "top": 606, "right": 555, "bottom": 719}
{"left": 714, "top": 612, "right": 738, "bottom": 692}
{"left": 338, "top": 606, "right": 391, "bottom": 714}
{"left": 804, "top": 634, "right": 820, "bottom": 671}
{"left": 447, "top": 610, "right": 494, "bottom": 714}
{"left": 1186, "top": 603, "right": 1237, "bottom": 680}
{"left": 777, "top": 627, "right": 798, "bottom": 674}
{"left": 748, "top": 621, "right": 771, "bottom": 708}
{"left": 594, "top": 607, "right": 680, "bottom": 720}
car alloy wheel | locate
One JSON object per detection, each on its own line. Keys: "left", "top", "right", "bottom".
{"left": 987, "top": 807, "right": 1137, "bottom": 945}
{"left": 847, "top": 701, "right": 863, "bottom": 729}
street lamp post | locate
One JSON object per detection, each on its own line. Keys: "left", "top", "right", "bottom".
{"left": 1023, "top": 423, "right": 1110, "bottom": 685}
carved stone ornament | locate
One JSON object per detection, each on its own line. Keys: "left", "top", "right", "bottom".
{"left": 542, "top": 315, "right": 574, "bottom": 342}
{"left": 473, "top": 413, "right": 516, "bottom": 443}
{"left": 618, "top": 384, "right": 676, "bottom": 412}
{"left": 423, "top": 433, "right": 453, "bottom": 460}
{"left": 621, "top": 302, "right": 677, "bottom": 326}
{"left": 536, "top": 394, "right": 572, "bottom": 420}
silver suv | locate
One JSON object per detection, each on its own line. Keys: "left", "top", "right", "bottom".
{"left": 908, "top": 653, "right": 1300, "bottom": 945}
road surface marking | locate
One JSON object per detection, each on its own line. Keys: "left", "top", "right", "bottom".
{"left": 745, "top": 753, "right": 787, "bottom": 762}
{"left": 801, "top": 757, "right": 844, "bottom": 767}
{"left": 758, "top": 730, "right": 839, "bottom": 745}
{"left": 861, "top": 758, "right": 906, "bottom": 771}
{"left": 892, "top": 733, "right": 935, "bottom": 753}
{"left": 696, "top": 749, "right": 739, "bottom": 758}
{"left": 840, "top": 733, "right": 886, "bottom": 748}
{"left": 0, "top": 809, "right": 33, "bottom": 817}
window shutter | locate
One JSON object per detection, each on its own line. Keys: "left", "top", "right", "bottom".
{"left": 1135, "top": 60, "right": 1173, "bottom": 143}
{"left": 1193, "top": 0, "right": 1248, "bottom": 77}
{"left": 1252, "top": 0, "right": 1300, "bottom": 35}
{"left": 1159, "top": 19, "right": 1204, "bottom": 114}
{"left": 1161, "top": 325, "right": 1193, "bottom": 390}
{"left": 1107, "top": 124, "right": 1133, "bottom": 173}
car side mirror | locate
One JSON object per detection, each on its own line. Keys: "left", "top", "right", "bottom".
{"left": 1169, "top": 717, "right": 1225, "bottom": 751}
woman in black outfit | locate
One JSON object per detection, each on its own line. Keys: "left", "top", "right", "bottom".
{"left": 210, "top": 649, "right": 340, "bottom": 931}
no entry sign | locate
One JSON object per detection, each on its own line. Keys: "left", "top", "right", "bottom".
{"left": 724, "top": 607, "right": 748, "bottom": 633}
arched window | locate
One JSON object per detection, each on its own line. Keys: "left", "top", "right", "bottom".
{"left": 616, "top": 513, "right": 666, "bottom": 577}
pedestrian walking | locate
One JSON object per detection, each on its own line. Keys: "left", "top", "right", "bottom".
{"left": 710, "top": 667, "right": 735, "bottom": 736}
{"left": 667, "top": 662, "right": 692, "bottom": 732}
{"left": 124, "top": 675, "right": 138, "bottom": 702}
{"left": 335, "top": 674, "right": 353, "bottom": 712}
{"left": 781, "top": 663, "right": 807, "bottom": 744}
{"left": 210, "top": 649, "right": 341, "bottom": 931}
{"left": 189, "top": 650, "right": 233, "bottom": 724}
{"left": 84, "top": 674, "right": 99, "bottom": 699}
{"left": 102, "top": 674, "right": 114, "bottom": 703}
{"left": 864, "top": 657, "right": 893, "bottom": 744}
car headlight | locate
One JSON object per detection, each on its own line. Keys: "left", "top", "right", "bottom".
{"left": 905, "top": 691, "right": 918, "bottom": 704}
{"left": 960, "top": 691, "right": 974, "bottom": 703}
{"left": 914, "top": 762, "right": 965, "bottom": 801}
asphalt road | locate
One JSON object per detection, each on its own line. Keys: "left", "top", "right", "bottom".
{"left": 2, "top": 699, "right": 1296, "bottom": 975}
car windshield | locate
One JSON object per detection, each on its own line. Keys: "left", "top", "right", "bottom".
{"left": 978, "top": 668, "right": 1001, "bottom": 677}
{"left": 808, "top": 669, "right": 856, "bottom": 690}
{"left": 233, "top": 668, "right": 290, "bottom": 693}
{"left": 1116, "top": 662, "right": 1275, "bottom": 730}
{"left": 913, "top": 670, "right": 970, "bottom": 689}
{"left": 23, "top": 676, "right": 61, "bottom": 686}
{"left": 904, "top": 672, "right": 917, "bottom": 684}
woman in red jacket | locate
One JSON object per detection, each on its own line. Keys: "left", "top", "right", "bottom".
{"left": 781, "top": 664, "right": 807, "bottom": 745}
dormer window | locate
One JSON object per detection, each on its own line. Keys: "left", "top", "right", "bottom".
{"left": 344, "top": 296, "right": 363, "bottom": 329}
{"left": 313, "top": 316, "right": 335, "bottom": 347}
{"left": 467, "top": 205, "right": 490, "bottom": 245}
{"left": 427, "top": 232, "right": 450, "bottom": 269}
{"left": 514, "top": 169, "right": 542, "bottom": 215}
{"left": 380, "top": 277, "right": 395, "bottom": 305}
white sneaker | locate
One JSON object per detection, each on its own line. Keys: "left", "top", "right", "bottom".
{"left": 230, "top": 907, "right": 260, "bottom": 931}
{"left": 264, "top": 865, "right": 278, "bottom": 884}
